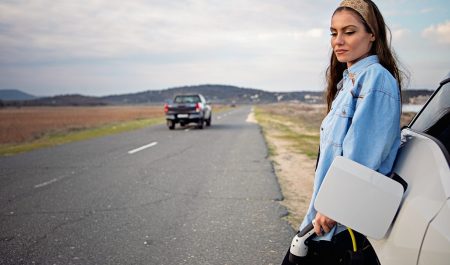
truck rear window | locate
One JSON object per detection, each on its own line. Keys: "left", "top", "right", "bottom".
{"left": 174, "top": 96, "right": 201, "bottom": 104}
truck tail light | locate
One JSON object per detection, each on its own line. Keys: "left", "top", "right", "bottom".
{"left": 195, "top": 103, "right": 201, "bottom": 112}
{"left": 164, "top": 103, "right": 169, "bottom": 113}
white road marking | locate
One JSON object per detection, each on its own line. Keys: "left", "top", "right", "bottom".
{"left": 128, "top": 142, "right": 158, "bottom": 154}
{"left": 246, "top": 108, "right": 257, "bottom": 123}
{"left": 34, "top": 178, "right": 58, "bottom": 188}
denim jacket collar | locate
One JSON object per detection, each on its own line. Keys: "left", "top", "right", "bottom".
{"left": 343, "top": 55, "right": 379, "bottom": 80}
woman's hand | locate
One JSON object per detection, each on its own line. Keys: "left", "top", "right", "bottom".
{"left": 313, "top": 212, "right": 336, "bottom": 236}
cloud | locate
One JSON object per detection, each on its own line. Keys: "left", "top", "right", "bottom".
{"left": 422, "top": 20, "right": 450, "bottom": 45}
{"left": 0, "top": 0, "right": 335, "bottom": 94}
{"left": 391, "top": 28, "right": 410, "bottom": 40}
{"left": 0, "top": 0, "right": 447, "bottom": 95}
{"left": 0, "top": 1, "right": 329, "bottom": 61}
{"left": 0, "top": 0, "right": 331, "bottom": 70}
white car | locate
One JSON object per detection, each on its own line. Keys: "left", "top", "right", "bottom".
{"left": 315, "top": 72, "right": 450, "bottom": 264}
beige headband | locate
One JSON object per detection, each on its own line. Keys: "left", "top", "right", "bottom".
{"left": 339, "top": 0, "right": 373, "bottom": 32}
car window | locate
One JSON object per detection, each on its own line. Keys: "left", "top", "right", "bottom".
{"left": 174, "top": 96, "right": 200, "bottom": 104}
{"left": 410, "top": 82, "right": 450, "bottom": 153}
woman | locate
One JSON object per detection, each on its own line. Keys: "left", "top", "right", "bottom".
{"left": 282, "top": 0, "right": 405, "bottom": 264}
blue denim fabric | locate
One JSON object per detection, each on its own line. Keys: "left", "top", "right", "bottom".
{"left": 299, "top": 55, "right": 401, "bottom": 241}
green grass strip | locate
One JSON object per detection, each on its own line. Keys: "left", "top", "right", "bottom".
{"left": 0, "top": 117, "right": 164, "bottom": 156}
{"left": 254, "top": 106, "right": 319, "bottom": 160}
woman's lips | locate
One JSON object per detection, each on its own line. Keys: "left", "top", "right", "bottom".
{"left": 335, "top": 49, "right": 347, "bottom": 55}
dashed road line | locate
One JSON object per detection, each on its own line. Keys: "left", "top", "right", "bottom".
{"left": 34, "top": 178, "right": 58, "bottom": 188}
{"left": 128, "top": 141, "right": 158, "bottom": 154}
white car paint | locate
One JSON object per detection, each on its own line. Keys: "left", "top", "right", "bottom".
{"left": 370, "top": 130, "right": 450, "bottom": 265}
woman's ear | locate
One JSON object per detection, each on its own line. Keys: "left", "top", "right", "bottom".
{"left": 370, "top": 33, "right": 376, "bottom": 42}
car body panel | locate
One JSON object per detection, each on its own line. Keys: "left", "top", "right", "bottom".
{"left": 314, "top": 156, "right": 404, "bottom": 239}
{"left": 370, "top": 74, "right": 450, "bottom": 265}
{"left": 369, "top": 129, "right": 449, "bottom": 265}
{"left": 418, "top": 199, "right": 450, "bottom": 264}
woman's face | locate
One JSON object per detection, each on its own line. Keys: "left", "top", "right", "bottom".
{"left": 330, "top": 9, "right": 375, "bottom": 68}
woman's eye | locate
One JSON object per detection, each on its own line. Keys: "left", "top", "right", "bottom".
{"left": 345, "top": 31, "right": 355, "bottom": 35}
{"left": 330, "top": 32, "right": 337, "bottom": 37}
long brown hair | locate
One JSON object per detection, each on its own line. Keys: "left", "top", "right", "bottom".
{"left": 325, "top": 0, "right": 405, "bottom": 113}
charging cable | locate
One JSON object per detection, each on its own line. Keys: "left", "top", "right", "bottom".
{"left": 347, "top": 227, "right": 357, "bottom": 252}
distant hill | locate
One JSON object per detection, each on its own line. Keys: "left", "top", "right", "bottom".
{"left": 3, "top": 84, "right": 324, "bottom": 106}
{"left": 101, "top": 84, "right": 323, "bottom": 105}
{"left": 1, "top": 85, "right": 434, "bottom": 107}
{"left": 0, "top": 89, "right": 36, "bottom": 101}
{"left": 97, "top": 85, "right": 436, "bottom": 105}
{"left": 401, "top": 89, "right": 434, "bottom": 104}
{"left": 25, "top": 94, "right": 108, "bottom": 106}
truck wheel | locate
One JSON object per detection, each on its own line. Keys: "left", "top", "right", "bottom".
{"left": 206, "top": 115, "right": 211, "bottom": 126}
{"left": 197, "top": 119, "right": 204, "bottom": 129}
{"left": 167, "top": 120, "right": 175, "bottom": 130}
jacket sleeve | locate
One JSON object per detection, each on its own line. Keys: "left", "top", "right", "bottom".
{"left": 342, "top": 73, "right": 401, "bottom": 171}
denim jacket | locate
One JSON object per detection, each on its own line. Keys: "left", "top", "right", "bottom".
{"left": 299, "top": 55, "right": 401, "bottom": 240}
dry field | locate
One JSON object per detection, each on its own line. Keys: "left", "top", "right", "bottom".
{"left": 254, "top": 102, "right": 417, "bottom": 229}
{"left": 0, "top": 106, "right": 164, "bottom": 144}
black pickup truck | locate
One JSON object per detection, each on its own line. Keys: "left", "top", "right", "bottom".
{"left": 164, "top": 94, "right": 212, "bottom": 130}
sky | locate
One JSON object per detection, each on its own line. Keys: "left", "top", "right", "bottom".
{"left": 0, "top": 0, "right": 449, "bottom": 97}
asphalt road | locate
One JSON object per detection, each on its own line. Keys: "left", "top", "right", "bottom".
{"left": 0, "top": 106, "right": 293, "bottom": 265}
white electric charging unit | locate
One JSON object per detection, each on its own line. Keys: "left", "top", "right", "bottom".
{"left": 314, "top": 156, "right": 405, "bottom": 239}
{"left": 289, "top": 222, "right": 316, "bottom": 258}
